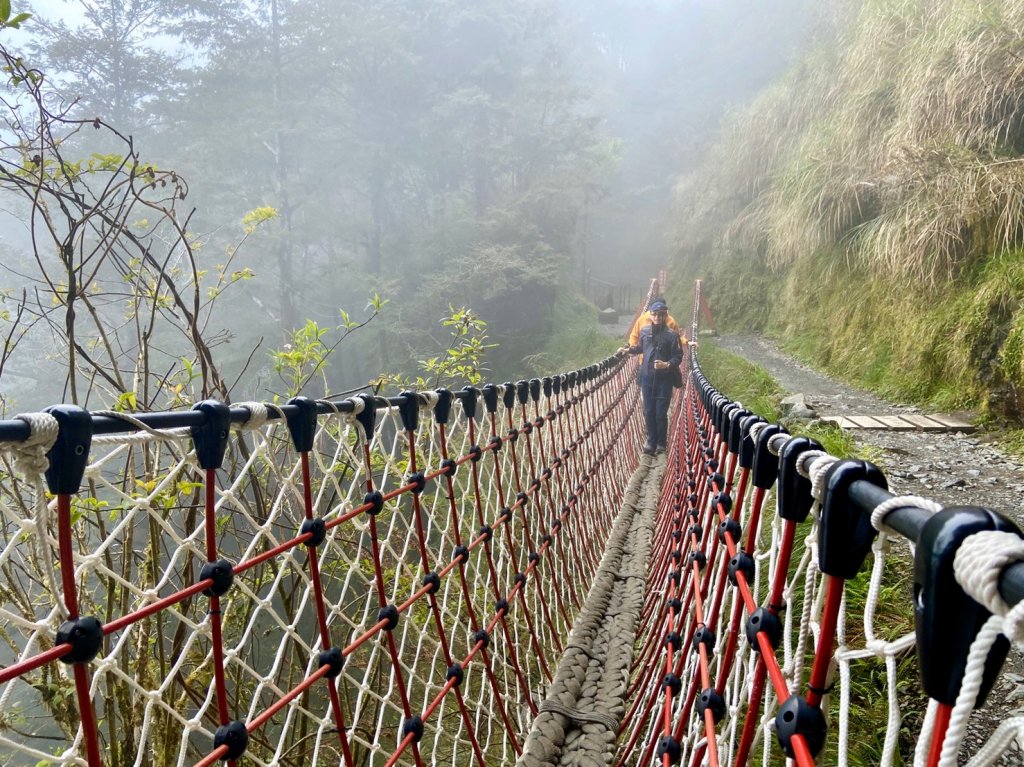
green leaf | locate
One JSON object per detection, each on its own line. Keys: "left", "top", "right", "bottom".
{"left": 7, "top": 11, "right": 30, "bottom": 27}
{"left": 0, "top": 0, "right": 12, "bottom": 23}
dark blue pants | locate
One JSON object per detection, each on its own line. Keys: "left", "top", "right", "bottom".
{"left": 641, "top": 375, "right": 672, "bottom": 450}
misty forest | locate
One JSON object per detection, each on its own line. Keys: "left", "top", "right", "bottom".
{"left": 0, "top": 0, "right": 809, "bottom": 414}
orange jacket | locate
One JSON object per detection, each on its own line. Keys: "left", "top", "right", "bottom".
{"left": 628, "top": 311, "right": 684, "bottom": 347}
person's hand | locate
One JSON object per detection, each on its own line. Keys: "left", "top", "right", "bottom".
{"left": 654, "top": 360, "right": 668, "bottom": 370}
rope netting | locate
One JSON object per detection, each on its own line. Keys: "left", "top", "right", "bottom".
{"left": 0, "top": 360, "right": 643, "bottom": 767}
{"left": 616, "top": 285, "right": 1024, "bottom": 767}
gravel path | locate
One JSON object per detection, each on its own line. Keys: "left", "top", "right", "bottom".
{"left": 715, "top": 335, "right": 1024, "bottom": 763}
{"left": 715, "top": 335, "right": 1024, "bottom": 525}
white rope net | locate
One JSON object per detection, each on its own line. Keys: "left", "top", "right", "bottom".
{"left": 0, "top": 362, "right": 643, "bottom": 767}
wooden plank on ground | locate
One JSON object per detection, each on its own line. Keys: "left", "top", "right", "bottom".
{"left": 821, "top": 416, "right": 862, "bottom": 429}
{"left": 845, "top": 415, "right": 888, "bottom": 428}
{"left": 899, "top": 414, "right": 947, "bottom": 429}
{"left": 872, "top": 415, "right": 917, "bottom": 430}
{"left": 928, "top": 414, "right": 976, "bottom": 431}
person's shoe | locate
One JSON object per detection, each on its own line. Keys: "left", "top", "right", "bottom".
{"left": 642, "top": 445, "right": 656, "bottom": 456}
{"left": 654, "top": 446, "right": 666, "bottom": 456}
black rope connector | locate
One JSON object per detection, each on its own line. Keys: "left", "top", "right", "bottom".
{"left": 422, "top": 571, "right": 441, "bottom": 594}
{"left": 541, "top": 466, "right": 552, "bottom": 480}
{"left": 478, "top": 524, "right": 493, "bottom": 543}
{"left": 692, "top": 626, "right": 716, "bottom": 655}
{"left": 662, "top": 673, "right": 682, "bottom": 696}
{"left": 498, "top": 506, "right": 513, "bottom": 523}
{"left": 472, "top": 629, "right": 491, "bottom": 650}
{"left": 42, "top": 405, "right": 93, "bottom": 495}
{"left": 516, "top": 491, "right": 529, "bottom": 508}
{"left": 551, "top": 518, "right": 562, "bottom": 533}
{"left": 507, "top": 428, "right": 519, "bottom": 443}
{"left": 406, "top": 471, "right": 426, "bottom": 494}
{"left": 514, "top": 572, "right": 527, "bottom": 586}
{"left": 452, "top": 545, "right": 469, "bottom": 563}
{"left": 378, "top": 604, "right": 400, "bottom": 631}
{"left": 728, "top": 551, "right": 755, "bottom": 587}
{"left": 402, "top": 715, "right": 425, "bottom": 744}
{"left": 718, "top": 518, "right": 742, "bottom": 545}
{"left": 285, "top": 396, "right": 317, "bottom": 452}
{"left": 440, "top": 458, "right": 457, "bottom": 477}
{"left": 667, "top": 598, "right": 683, "bottom": 613}
{"left": 190, "top": 400, "right": 231, "bottom": 471}
{"left": 775, "top": 695, "right": 827, "bottom": 758}
{"left": 664, "top": 631, "right": 682, "bottom": 650}
{"left": 528, "top": 552, "right": 540, "bottom": 564}
{"left": 213, "top": 721, "right": 249, "bottom": 761}
{"left": 668, "top": 569, "right": 682, "bottom": 585}
{"left": 540, "top": 534, "right": 553, "bottom": 547}
{"left": 688, "top": 523, "right": 703, "bottom": 540}
{"left": 713, "top": 492, "right": 733, "bottom": 514}
{"left": 489, "top": 435, "right": 503, "bottom": 452}
{"left": 468, "top": 445, "right": 483, "bottom": 463}
{"left": 521, "top": 421, "right": 533, "bottom": 436}
{"left": 656, "top": 736, "right": 682, "bottom": 765}
{"left": 482, "top": 383, "right": 500, "bottom": 414}
{"left": 300, "top": 518, "right": 327, "bottom": 547}
{"left": 688, "top": 551, "right": 707, "bottom": 570}
{"left": 201, "top": 559, "right": 234, "bottom": 597}
{"left": 697, "top": 688, "right": 727, "bottom": 724}
{"left": 495, "top": 597, "right": 510, "bottom": 614}
{"left": 446, "top": 663, "right": 465, "bottom": 687}
{"left": 746, "top": 607, "right": 782, "bottom": 652}
{"left": 670, "top": 549, "right": 682, "bottom": 562}
{"left": 55, "top": 616, "right": 103, "bottom": 663}
{"left": 317, "top": 647, "right": 345, "bottom": 678}
{"left": 687, "top": 493, "right": 698, "bottom": 506}
{"left": 364, "top": 490, "right": 384, "bottom": 516}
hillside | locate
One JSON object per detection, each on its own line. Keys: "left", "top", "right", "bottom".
{"left": 670, "top": 0, "right": 1024, "bottom": 422}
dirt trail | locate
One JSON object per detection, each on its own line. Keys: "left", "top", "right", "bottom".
{"left": 716, "top": 335, "right": 1024, "bottom": 762}
{"left": 716, "top": 335, "right": 1024, "bottom": 522}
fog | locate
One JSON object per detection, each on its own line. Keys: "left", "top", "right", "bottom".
{"left": 0, "top": 0, "right": 814, "bottom": 411}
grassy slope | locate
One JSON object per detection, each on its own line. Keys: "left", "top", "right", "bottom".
{"left": 670, "top": 0, "right": 1024, "bottom": 424}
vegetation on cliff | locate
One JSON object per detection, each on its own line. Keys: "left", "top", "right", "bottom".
{"left": 671, "top": 0, "right": 1024, "bottom": 421}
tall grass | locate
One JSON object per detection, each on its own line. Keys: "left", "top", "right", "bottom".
{"left": 672, "top": 0, "right": 1024, "bottom": 420}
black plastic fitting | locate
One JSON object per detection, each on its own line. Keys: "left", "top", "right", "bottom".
{"left": 753, "top": 424, "right": 787, "bottom": 489}
{"left": 688, "top": 551, "right": 707, "bottom": 570}
{"left": 478, "top": 524, "right": 493, "bottom": 543}
{"left": 402, "top": 715, "right": 425, "bottom": 744}
{"left": 656, "top": 736, "right": 681, "bottom": 765}
{"left": 191, "top": 400, "right": 231, "bottom": 470}
{"left": 446, "top": 663, "right": 464, "bottom": 687}
{"left": 481, "top": 384, "right": 499, "bottom": 414}
{"left": 354, "top": 392, "right": 377, "bottom": 439}
{"left": 378, "top": 604, "right": 400, "bottom": 632}
{"left": 819, "top": 460, "right": 887, "bottom": 579}
{"left": 728, "top": 551, "right": 755, "bottom": 587}
{"left": 318, "top": 647, "right": 345, "bottom": 677}
{"left": 440, "top": 458, "right": 457, "bottom": 477}
{"left": 461, "top": 386, "right": 479, "bottom": 420}
{"left": 201, "top": 559, "right": 234, "bottom": 597}
{"left": 42, "top": 405, "right": 93, "bottom": 495}
{"left": 915, "top": 507, "right": 1021, "bottom": 706}
{"left": 406, "top": 471, "right": 426, "bottom": 494}
{"left": 468, "top": 445, "right": 483, "bottom": 463}
{"left": 364, "top": 489, "right": 384, "bottom": 516}
{"left": 300, "top": 518, "right": 327, "bottom": 547}
{"left": 718, "top": 518, "right": 742, "bottom": 546}
{"left": 213, "top": 721, "right": 249, "bottom": 761}
{"left": 697, "top": 687, "right": 726, "bottom": 723}
{"left": 422, "top": 571, "right": 441, "bottom": 594}
{"left": 692, "top": 625, "right": 715, "bottom": 656}
{"left": 746, "top": 607, "right": 782, "bottom": 652}
{"left": 472, "top": 628, "right": 490, "bottom": 650}
{"left": 398, "top": 391, "right": 420, "bottom": 432}
{"left": 285, "top": 396, "right": 317, "bottom": 452}
{"left": 452, "top": 545, "right": 469, "bottom": 563}
{"left": 662, "top": 673, "right": 682, "bottom": 696}
{"left": 434, "top": 388, "right": 453, "bottom": 424}
{"left": 777, "top": 437, "right": 823, "bottom": 524}
{"left": 775, "top": 695, "right": 827, "bottom": 758}
{"left": 55, "top": 616, "right": 103, "bottom": 663}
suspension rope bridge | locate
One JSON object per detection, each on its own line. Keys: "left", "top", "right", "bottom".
{"left": 0, "top": 281, "right": 1023, "bottom": 766}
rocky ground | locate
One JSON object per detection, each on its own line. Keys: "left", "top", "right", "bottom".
{"left": 714, "top": 335, "right": 1024, "bottom": 764}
